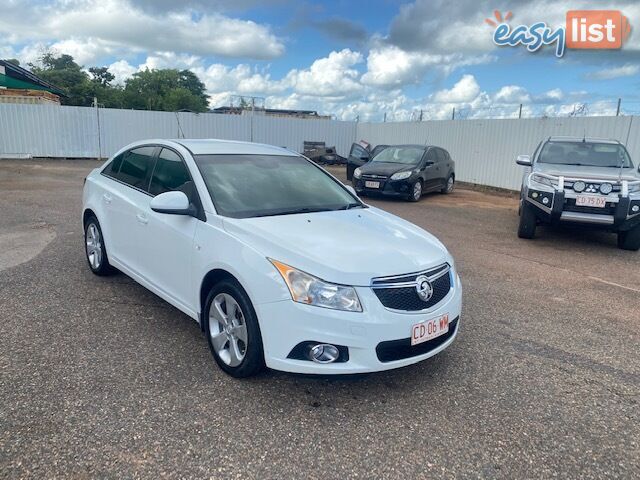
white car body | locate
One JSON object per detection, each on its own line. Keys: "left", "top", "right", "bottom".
{"left": 82, "top": 139, "right": 462, "bottom": 374}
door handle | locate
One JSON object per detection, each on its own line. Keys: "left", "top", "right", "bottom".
{"left": 136, "top": 213, "right": 148, "bottom": 225}
{"left": 102, "top": 193, "right": 112, "bottom": 204}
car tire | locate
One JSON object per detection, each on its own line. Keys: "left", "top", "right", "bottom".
{"left": 204, "top": 279, "right": 265, "bottom": 378}
{"left": 84, "top": 215, "right": 116, "bottom": 276}
{"left": 517, "top": 201, "right": 537, "bottom": 239}
{"left": 441, "top": 174, "right": 455, "bottom": 194}
{"left": 617, "top": 225, "right": 640, "bottom": 251}
{"left": 408, "top": 180, "right": 422, "bottom": 202}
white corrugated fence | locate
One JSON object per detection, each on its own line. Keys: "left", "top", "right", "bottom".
{"left": 1, "top": 103, "right": 638, "bottom": 190}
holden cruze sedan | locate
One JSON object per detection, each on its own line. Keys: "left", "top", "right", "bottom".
{"left": 82, "top": 139, "right": 462, "bottom": 377}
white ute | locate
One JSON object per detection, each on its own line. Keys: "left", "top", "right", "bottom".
{"left": 82, "top": 139, "right": 462, "bottom": 377}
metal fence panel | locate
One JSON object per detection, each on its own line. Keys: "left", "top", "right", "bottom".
{"left": 357, "top": 116, "right": 639, "bottom": 190}
{"left": 1, "top": 103, "right": 638, "bottom": 192}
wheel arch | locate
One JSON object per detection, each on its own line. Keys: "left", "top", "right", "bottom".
{"left": 199, "top": 268, "right": 242, "bottom": 331}
{"left": 82, "top": 208, "right": 97, "bottom": 227}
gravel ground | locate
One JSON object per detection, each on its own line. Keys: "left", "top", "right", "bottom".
{"left": 0, "top": 159, "right": 638, "bottom": 479}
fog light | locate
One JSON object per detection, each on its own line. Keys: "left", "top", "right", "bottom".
{"left": 542, "top": 197, "right": 550, "bottom": 205}
{"left": 532, "top": 192, "right": 539, "bottom": 198}
{"left": 632, "top": 205, "right": 640, "bottom": 213}
{"left": 309, "top": 344, "right": 340, "bottom": 363}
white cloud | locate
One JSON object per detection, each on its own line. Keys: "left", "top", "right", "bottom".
{"left": 285, "top": 49, "right": 363, "bottom": 97}
{"left": 432, "top": 75, "right": 480, "bottom": 103}
{"left": 493, "top": 85, "right": 531, "bottom": 104}
{"left": 0, "top": 0, "right": 285, "bottom": 63}
{"left": 586, "top": 64, "right": 640, "bottom": 80}
{"left": 108, "top": 60, "right": 138, "bottom": 85}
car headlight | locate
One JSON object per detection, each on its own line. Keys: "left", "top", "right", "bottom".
{"left": 390, "top": 170, "right": 413, "bottom": 181}
{"left": 628, "top": 183, "right": 640, "bottom": 194}
{"left": 353, "top": 168, "right": 362, "bottom": 179}
{"left": 531, "top": 173, "right": 554, "bottom": 188}
{"left": 270, "top": 260, "right": 362, "bottom": 312}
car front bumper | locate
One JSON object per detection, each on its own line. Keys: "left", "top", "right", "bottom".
{"left": 525, "top": 188, "right": 640, "bottom": 231}
{"left": 255, "top": 272, "right": 462, "bottom": 374}
{"left": 353, "top": 177, "right": 414, "bottom": 198}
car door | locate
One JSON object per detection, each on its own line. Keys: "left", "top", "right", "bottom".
{"left": 434, "top": 148, "right": 448, "bottom": 188}
{"left": 346, "top": 143, "right": 370, "bottom": 180}
{"left": 421, "top": 148, "right": 440, "bottom": 190}
{"left": 106, "top": 146, "right": 157, "bottom": 274}
{"left": 138, "top": 147, "right": 201, "bottom": 311}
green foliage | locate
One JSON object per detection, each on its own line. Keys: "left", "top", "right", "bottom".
{"left": 27, "top": 52, "right": 209, "bottom": 112}
{"left": 122, "top": 68, "right": 208, "bottom": 112}
{"left": 5, "top": 58, "right": 20, "bottom": 66}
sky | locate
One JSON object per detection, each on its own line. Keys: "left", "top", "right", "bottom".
{"left": 1, "top": 0, "right": 639, "bottom": 121}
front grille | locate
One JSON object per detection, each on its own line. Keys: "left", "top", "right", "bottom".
{"left": 362, "top": 174, "right": 388, "bottom": 180}
{"left": 372, "top": 265, "right": 452, "bottom": 311}
{"left": 564, "top": 181, "right": 621, "bottom": 194}
{"left": 563, "top": 198, "right": 616, "bottom": 215}
{"left": 376, "top": 317, "right": 459, "bottom": 363}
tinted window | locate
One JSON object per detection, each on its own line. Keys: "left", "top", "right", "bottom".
{"left": 115, "top": 147, "right": 155, "bottom": 190}
{"left": 194, "top": 154, "right": 361, "bottom": 218}
{"left": 103, "top": 152, "right": 124, "bottom": 177}
{"left": 149, "top": 148, "right": 191, "bottom": 196}
{"left": 436, "top": 148, "right": 448, "bottom": 163}
{"left": 538, "top": 142, "right": 633, "bottom": 168}
{"left": 349, "top": 144, "right": 369, "bottom": 159}
{"left": 371, "top": 147, "right": 425, "bottom": 165}
{"left": 425, "top": 149, "right": 437, "bottom": 163}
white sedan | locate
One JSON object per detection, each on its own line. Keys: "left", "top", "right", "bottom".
{"left": 82, "top": 139, "right": 462, "bottom": 377}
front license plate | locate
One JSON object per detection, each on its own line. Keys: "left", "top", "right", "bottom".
{"left": 411, "top": 313, "right": 449, "bottom": 346}
{"left": 365, "top": 181, "right": 380, "bottom": 189}
{"left": 576, "top": 195, "right": 606, "bottom": 208}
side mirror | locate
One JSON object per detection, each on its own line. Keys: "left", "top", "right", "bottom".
{"left": 425, "top": 161, "right": 435, "bottom": 166}
{"left": 150, "top": 191, "right": 196, "bottom": 217}
{"left": 516, "top": 155, "right": 532, "bottom": 166}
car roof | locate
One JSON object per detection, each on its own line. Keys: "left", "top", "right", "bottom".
{"left": 384, "top": 144, "right": 428, "bottom": 149}
{"left": 546, "top": 136, "right": 622, "bottom": 145}
{"left": 171, "top": 138, "right": 299, "bottom": 156}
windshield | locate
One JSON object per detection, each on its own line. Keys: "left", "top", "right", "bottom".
{"left": 538, "top": 142, "right": 633, "bottom": 168}
{"left": 371, "top": 146, "right": 424, "bottom": 165}
{"left": 194, "top": 154, "right": 362, "bottom": 218}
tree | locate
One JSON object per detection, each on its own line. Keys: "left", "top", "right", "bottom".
{"left": 5, "top": 58, "right": 20, "bottom": 66}
{"left": 123, "top": 69, "right": 209, "bottom": 112}
{"left": 89, "top": 67, "right": 115, "bottom": 87}
{"left": 30, "top": 53, "right": 93, "bottom": 106}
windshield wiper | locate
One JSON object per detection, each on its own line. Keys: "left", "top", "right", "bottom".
{"left": 253, "top": 207, "right": 334, "bottom": 217}
{"left": 337, "top": 202, "right": 364, "bottom": 210}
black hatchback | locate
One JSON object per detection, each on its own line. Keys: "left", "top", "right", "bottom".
{"left": 352, "top": 145, "right": 455, "bottom": 202}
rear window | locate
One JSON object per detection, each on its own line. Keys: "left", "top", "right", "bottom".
{"left": 538, "top": 142, "right": 633, "bottom": 168}
{"left": 103, "top": 152, "right": 124, "bottom": 177}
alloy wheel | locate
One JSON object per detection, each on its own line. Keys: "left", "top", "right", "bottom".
{"left": 85, "top": 223, "right": 103, "bottom": 270}
{"left": 447, "top": 176, "right": 454, "bottom": 193}
{"left": 413, "top": 182, "right": 422, "bottom": 200}
{"left": 209, "top": 293, "right": 248, "bottom": 367}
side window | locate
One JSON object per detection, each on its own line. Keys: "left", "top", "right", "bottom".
{"left": 103, "top": 152, "right": 125, "bottom": 177}
{"left": 349, "top": 144, "right": 369, "bottom": 159}
{"left": 149, "top": 148, "right": 191, "bottom": 196}
{"left": 425, "top": 148, "right": 438, "bottom": 164}
{"left": 435, "top": 148, "right": 446, "bottom": 163}
{"left": 115, "top": 146, "right": 155, "bottom": 190}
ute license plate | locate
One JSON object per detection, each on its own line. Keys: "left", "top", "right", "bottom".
{"left": 411, "top": 313, "right": 449, "bottom": 346}
{"left": 576, "top": 195, "right": 606, "bottom": 208}
{"left": 365, "top": 181, "right": 380, "bottom": 189}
